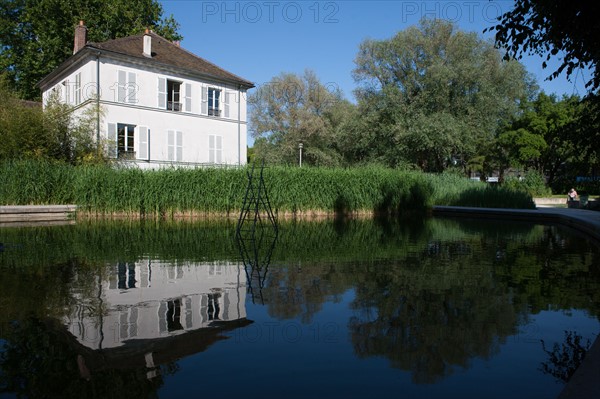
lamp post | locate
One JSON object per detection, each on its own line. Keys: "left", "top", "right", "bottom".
{"left": 298, "top": 141, "right": 303, "bottom": 167}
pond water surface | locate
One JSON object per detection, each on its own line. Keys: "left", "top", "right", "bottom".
{"left": 0, "top": 216, "right": 599, "bottom": 398}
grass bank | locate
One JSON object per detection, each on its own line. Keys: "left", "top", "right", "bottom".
{"left": 0, "top": 160, "right": 535, "bottom": 216}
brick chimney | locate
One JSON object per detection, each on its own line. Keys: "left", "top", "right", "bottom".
{"left": 73, "top": 20, "right": 87, "bottom": 54}
{"left": 143, "top": 28, "right": 152, "bottom": 57}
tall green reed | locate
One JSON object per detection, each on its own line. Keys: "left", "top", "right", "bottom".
{"left": 0, "top": 160, "right": 535, "bottom": 215}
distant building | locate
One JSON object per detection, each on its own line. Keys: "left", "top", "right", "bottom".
{"left": 38, "top": 21, "right": 254, "bottom": 168}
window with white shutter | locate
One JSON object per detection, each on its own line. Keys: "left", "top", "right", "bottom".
{"left": 128, "top": 72, "right": 137, "bottom": 104}
{"left": 158, "top": 77, "right": 166, "bottom": 109}
{"left": 168, "top": 130, "right": 183, "bottom": 161}
{"left": 108, "top": 123, "right": 117, "bottom": 158}
{"left": 201, "top": 86, "right": 208, "bottom": 115}
{"left": 116, "top": 70, "right": 136, "bottom": 103}
{"left": 184, "top": 83, "right": 192, "bottom": 112}
{"left": 176, "top": 130, "right": 183, "bottom": 161}
{"left": 118, "top": 71, "right": 126, "bottom": 102}
{"left": 137, "top": 126, "right": 149, "bottom": 160}
{"left": 224, "top": 91, "right": 231, "bottom": 118}
{"left": 209, "top": 135, "right": 222, "bottom": 164}
{"left": 74, "top": 73, "right": 81, "bottom": 105}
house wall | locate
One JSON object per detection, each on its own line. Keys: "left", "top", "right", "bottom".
{"left": 43, "top": 55, "right": 249, "bottom": 167}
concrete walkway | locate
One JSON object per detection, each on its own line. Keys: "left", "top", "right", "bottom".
{"left": 433, "top": 206, "right": 600, "bottom": 399}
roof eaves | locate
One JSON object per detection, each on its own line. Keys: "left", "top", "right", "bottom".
{"left": 36, "top": 49, "right": 92, "bottom": 89}
{"left": 86, "top": 45, "right": 254, "bottom": 89}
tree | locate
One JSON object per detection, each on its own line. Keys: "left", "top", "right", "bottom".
{"left": 496, "top": 93, "right": 580, "bottom": 186}
{"left": 0, "top": 74, "right": 45, "bottom": 159}
{"left": 352, "top": 18, "right": 534, "bottom": 172}
{"left": 488, "top": 0, "right": 599, "bottom": 93}
{"left": 248, "top": 70, "right": 350, "bottom": 166}
{"left": 0, "top": 0, "right": 181, "bottom": 100}
{"left": 0, "top": 73, "right": 104, "bottom": 163}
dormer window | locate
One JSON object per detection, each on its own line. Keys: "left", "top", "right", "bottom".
{"left": 167, "top": 80, "right": 181, "bottom": 111}
{"left": 208, "top": 88, "right": 221, "bottom": 117}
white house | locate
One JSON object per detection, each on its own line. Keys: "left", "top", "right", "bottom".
{"left": 38, "top": 22, "right": 254, "bottom": 168}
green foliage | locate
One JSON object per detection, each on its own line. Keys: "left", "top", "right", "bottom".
{"left": 430, "top": 172, "right": 536, "bottom": 208}
{"left": 0, "top": 77, "right": 106, "bottom": 164}
{"left": 0, "top": 0, "right": 182, "bottom": 100}
{"left": 0, "top": 160, "right": 535, "bottom": 212}
{"left": 0, "top": 159, "right": 75, "bottom": 204}
{"left": 495, "top": 92, "right": 580, "bottom": 187}
{"left": 351, "top": 18, "right": 534, "bottom": 172}
{"left": 489, "top": 1, "right": 599, "bottom": 92}
{"left": 0, "top": 75, "right": 45, "bottom": 159}
{"left": 553, "top": 94, "right": 600, "bottom": 194}
{"left": 503, "top": 170, "right": 552, "bottom": 197}
{"left": 248, "top": 70, "right": 350, "bottom": 166}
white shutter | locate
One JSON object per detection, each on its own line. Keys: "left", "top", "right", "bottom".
{"left": 209, "top": 135, "right": 215, "bottom": 163}
{"left": 63, "top": 80, "right": 70, "bottom": 104}
{"left": 168, "top": 130, "right": 175, "bottom": 161}
{"left": 224, "top": 91, "right": 230, "bottom": 118}
{"left": 201, "top": 86, "right": 208, "bottom": 115}
{"left": 176, "top": 130, "right": 183, "bottom": 161}
{"left": 184, "top": 83, "right": 191, "bottom": 112}
{"left": 108, "top": 123, "right": 118, "bottom": 158}
{"left": 128, "top": 72, "right": 136, "bottom": 104}
{"left": 216, "top": 136, "right": 222, "bottom": 164}
{"left": 158, "top": 78, "right": 166, "bottom": 109}
{"left": 137, "top": 126, "right": 149, "bottom": 160}
{"left": 118, "top": 70, "right": 126, "bottom": 102}
{"left": 75, "top": 73, "right": 81, "bottom": 105}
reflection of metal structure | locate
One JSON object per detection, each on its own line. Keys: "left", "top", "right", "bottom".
{"left": 236, "top": 161, "right": 278, "bottom": 303}
{"left": 236, "top": 226, "right": 277, "bottom": 304}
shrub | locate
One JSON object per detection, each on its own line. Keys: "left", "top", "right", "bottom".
{"left": 503, "top": 170, "right": 552, "bottom": 197}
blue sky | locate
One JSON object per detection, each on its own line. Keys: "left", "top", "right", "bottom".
{"left": 162, "top": 0, "right": 590, "bottom": 102}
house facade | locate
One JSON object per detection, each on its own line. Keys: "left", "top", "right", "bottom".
{"left": 38, "top": 22, "right": 254, "bottom": 168}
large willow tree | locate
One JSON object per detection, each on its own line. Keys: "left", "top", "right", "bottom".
{"left": 350, "top": 18, "right": 535, "bottom": 172}
{"left": 249, "top": 70, "right": 350, "bottom": 166}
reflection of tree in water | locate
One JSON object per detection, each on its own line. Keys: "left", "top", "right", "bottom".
{"left": 347, "top": 252, "right": 520, "bottom": 384}
{"left": 344, "top": 222, "right": 600, "bottom": 384}
{"left": 260, "top": 263, "right": 347, "bottom": 323}
{"left": 242, "top": 218, "right": 600, "bottom": 383}
{"left": 495, "top": 224, "right": 600, "bottom": 315}
{"left": 540, "top": 331, "right": 592, "bottom": 383}
{"left": 0, "top": 317, "right": 175, "bottom": 398}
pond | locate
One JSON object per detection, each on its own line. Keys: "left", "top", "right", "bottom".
{"left": 0, "top": 216, "right": 599, "bottom": 398}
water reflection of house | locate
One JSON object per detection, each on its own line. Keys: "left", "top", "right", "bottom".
{"left": 65, "top": 261, "right": 247, "bottom": 350}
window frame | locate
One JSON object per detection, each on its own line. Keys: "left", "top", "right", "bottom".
{"left": 208, "top": 87, "right": 221, "bottom": 117}
{"left": 167, "top": 79, "right": 182, "bottom": 111}
{"left": 117, "top": 123, "right": 137, "bottom": 159}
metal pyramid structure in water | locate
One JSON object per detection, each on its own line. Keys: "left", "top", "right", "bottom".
{"left": 235, "top": 161, "right": 278, "bottom": 304}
